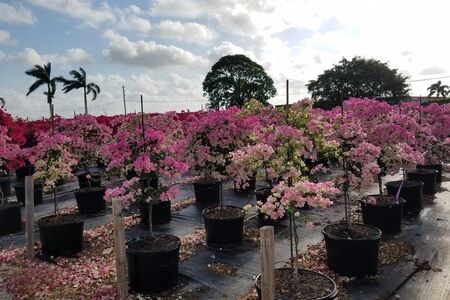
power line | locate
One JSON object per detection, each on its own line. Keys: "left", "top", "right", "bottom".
{"left": 407, "top": 75, "right": 450, "bottom": 83}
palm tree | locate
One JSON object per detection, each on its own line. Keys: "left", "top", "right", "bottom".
{"left": 61, "top": 67, "right": 100, "bottom": 114}
{"left": 0, "top": 97, "right": 5, "bottom": 108}
{"left": 25, "top": 62, "right": 64, "bottom": 117}
{"left": 427, "top": 80, "right": 449, "bottom": 98}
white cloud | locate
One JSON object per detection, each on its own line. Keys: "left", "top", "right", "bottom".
{"left": 154, "top": 20, "right": 215, "bottom": 45}
{"left": 102, "top": 29, "right": 208, "bottom": 69}
{"left": 27, "top": 0, "right": 115, "bottom": 27}
{"left": 116, "top": 15, "right": 152, "bottom": 35}
{"left": 0, "top": 29, "right": 12, "bottom": 45}
{"left": 0, "top": 2, "right": 36, "bottom": 25}
{"left": 12, "top": 47, "right": 92, "bottom": 66}
{"left": 419, "top": 66, "right": 447, "bottom": 76}
{"left": 208, "top": 41, "right": 257, "bottom": 64}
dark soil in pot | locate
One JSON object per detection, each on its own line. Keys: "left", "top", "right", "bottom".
{"left": 386, "top": 180, "right": 424, "bottom": 215}
{"left": 76, "top": 172, "right": 102, "bottom": 189}
{"left": 417, "top": 163, "right": 442, "bottom": 183}
{"left": 323, "top": 223, "right": 381, "bottom": 277}
{"left": 14, "top": 182, "right": 43, "bottom": 205}
{"left": 0, "top": 202, "right": 22, "bottom": 236}
{"left": 202, "top": 205, "right": 245, "bottom": 248}
{"left": 407, "top": 169, "right": 438, "bottom": 194}
{"left": 255, "top": 268, "right": 338, "bottom": 300}
{"left": 126, "top": 234, "right": 180, "bottom": 294}
{"left": 139, "top": 201, "right": 171, "bottom": 226}
{"left": 360, "top": 195, "right": 405, "bottom": 234}
{"left": 0, "top": 176, "right": 12, "bottom": 197}
{"left": 37, "top": 214, "right": 85, "bottom": 257}
{"left": 15, "top": 164, "right": 35, "bottom": 182}
{"left": 193, "top": 180, "right": 220, "bottom": 203}
{"left": 74, "top": 187, "right": 106, "bottom": 214}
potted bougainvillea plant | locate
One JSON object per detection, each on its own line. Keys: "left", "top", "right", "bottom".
{"left": 321, "top": 111, "right": 383, "bottom": 277}
{"left": 252, "top": 121, "right": 340, "bottom": 299}
{"left": 58, "top": 115, "right": 112, "bottom": 214}
{"left": 30, "top": 132, "right": 84, "bottom": 257}
{"left": 0, "top": 125, "right": 23, "bottom": 236}
{"left": 359, "top": 112, "right": 424, "bottom": 234}
{"left": 104, "top": 124, "right": 188, "bottom": 293}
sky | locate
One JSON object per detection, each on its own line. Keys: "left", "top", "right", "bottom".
{"left": 0, "top": 0, "right": 449, "bottom": 119}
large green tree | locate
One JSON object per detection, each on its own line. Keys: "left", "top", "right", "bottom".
{"left": 307, "top": 56, "right": 410, "bottom": 108}
{"left": 427, "top": 80, "right": 448, "bottom": 98}
{"left": 25, "top": 62, "right": 64, "bottom": 117}
{"left": 0, "top": 97, "right": 4, "bottom": 108}
{"left": 61, "top": 67, "right": 101, "bottom": 115}
{"left": 202, "top": 54, "right": 277, "bottom": 108}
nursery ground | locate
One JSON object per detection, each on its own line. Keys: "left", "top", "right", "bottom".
{"left": 0, "top": 170, "right": 449, "bottom": 299}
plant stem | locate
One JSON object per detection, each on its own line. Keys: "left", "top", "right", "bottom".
{"left": 378, "top": 174, "right": 383, "bottom": 200}
{"left": 289, "top": 214, "right": 294, "bottom": 269}
{"left": 53, "top": 188, "right": 57, "bottom": 215}
{"left": 148, "top": 203, "right": 154, "bottom": 239}
{"left": 0, "top": 188, "right": 4, "bottom": 205}
{"left": 219, "top": 181, "right": 224, "bottom": 209}
{"left": 293, "top": 215, "right": 299, "bottom": 275}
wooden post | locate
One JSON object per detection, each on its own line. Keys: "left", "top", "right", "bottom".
{"left": 122, "top": 86, "right": 127, "bottom": 115}
{"left": 112, "top": 199, "right": 128, "bottom": 299}
{"left": 260, "top": 226, "right": 275, "bottom": 300}
{"left": 25, "top": 176, "right": 34, "bottom": 259}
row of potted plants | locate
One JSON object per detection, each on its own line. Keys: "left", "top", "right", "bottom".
{"left": 0, "top": 98, "right": 448, "bottom": 298}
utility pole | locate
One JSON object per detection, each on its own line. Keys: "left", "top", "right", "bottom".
{"left": 122, "top": 86, "right": 127, "bottom": 115}
{"left": 286, "top": 79, "right": 289, "bottom": 108}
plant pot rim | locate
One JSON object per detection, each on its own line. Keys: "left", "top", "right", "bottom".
{"left": 14, "top": 181, "right": 44, "bottom": 188}
{"left": 0, "top": 176, "right": 12, "bottom": 182}
{"left": 255, "top": 186, "right": 272, "bottom": 193}
{"left": 360, "top": 195, "right": 406, "bottom": 207}
{"left": 385, "top": 180, "right": 424, "bottom": 187}
{"left": 202, "top": 205, "right": 245, "bottom": 220}
{"left": 254, "top": 267, "right": 338, "bottom": 300}
{"left": 126, "top": 234, "right": 181, "bottom": 254}
{"left": 74, "top": 186, "right": 106, "bottom": 193}
{"left": 37, "top": 214, "right": 85, "bottom": 227}
{"left": 193, "top": 178, "right": 222, "bottom": 184}
{"left": 418, "top": 163, "right": 443, "bottom": 167}
{"left": 408, "top": 169, "right": 439, "bottom": 175}
{"left": 322, "top": 223, "right": 382, "bottom": 241}
{"left": 0, "top": 201, "right": 23, "bottom": 210}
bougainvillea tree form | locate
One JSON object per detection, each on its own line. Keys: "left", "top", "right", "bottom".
{"left": 30, "top": 132, "right": 77, "bottom": 214}
{"left": 103, "top": 126, "right": 188, "bottom": 236}
{"left": 57, "top": 115, "right": 112, "bottom": 173}
{"left": 184, "top": 107, "right": 260, "bottom": 183}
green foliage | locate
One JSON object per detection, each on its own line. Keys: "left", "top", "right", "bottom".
{"left": 427, "top": 81, "right": 448, "bottom": 98}
{"left": 25, "top": 62, "right": 65, "bottom": 115}
{"left": 307, "top": 56, "right": 410, "bottom": 108}
{"left": 202, "top": 54, "right": 277, "bottom": 108}
{"left": 61, "top": 67, "right": 101, "bottom": 114}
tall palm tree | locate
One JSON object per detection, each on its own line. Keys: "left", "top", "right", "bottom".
{"left": 25, "top": 62, "right": 64, "bottom": 117}
{"left": 0, "top": 97, "right": 5, "bottom": 108}
{"left": 427, "top": 80, "right": 449, "bottom": 98}
{"left": 61, "top": 67, "right": 100, "bottom": 114}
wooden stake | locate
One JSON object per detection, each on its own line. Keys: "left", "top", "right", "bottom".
{"left": 260, "top": 226, "right": 275, "bottom": 300}
{"left": 112, "top": 199, "right": 128, "bottom": 299}
{"left": 25, "top": 176, "right": 34, "bottom": 259}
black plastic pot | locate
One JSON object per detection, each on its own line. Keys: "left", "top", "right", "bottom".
{"left": 0, "top": 202, "right": 22, "bottom": 236}
{"left": 234, "top": 178, "right": 256, "bottom": 193}
{"left": 255, "top": 187, "right": 272, "bottom": 204}
{"left": 407, "top": 169, "right": 438, "bottom": 194}
{"left": 255, "top": 268, "right": 338, "bottom": 300}
{"left": 15, "top": 164, "right": 35, "bottom": 182}
{"left": 193, "top": 181, "right": 220, "bottom": 203}
{"left": 385, "top": 180, "right": 424, "bottom": 214}
{"left": 360, "top": 196, "right": 405, "bottom": 234}
{"left": 37, "top": 214, "right": 85, "bottom": 257}
{"left": 126, "top": 234, "right": 180, "bottom": 293}
{"left": 14, "top": 182, "right": 44, "bottom": 205}
{"left": 202, "top": 205, "right": 245, "bottom": 248}
{"left": 417, "top": 163, "right": 442, "bottom": 183}
{"left": 76, "top": 172, "right": 102, "bottom": 189}
{"left": 74, "top": 187, "right": 106, "bottom": 214}
{"left": 138, "top": 201, "right": 171, "bottom": 226}
{"left": 0, "top": 176, "right": 12, "bottom": 197}
{"left": 323, "top": 223, "right": 382, "bottom": 277}
{"left": 126, "top": 170, "right": 159, "bottom": 188}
